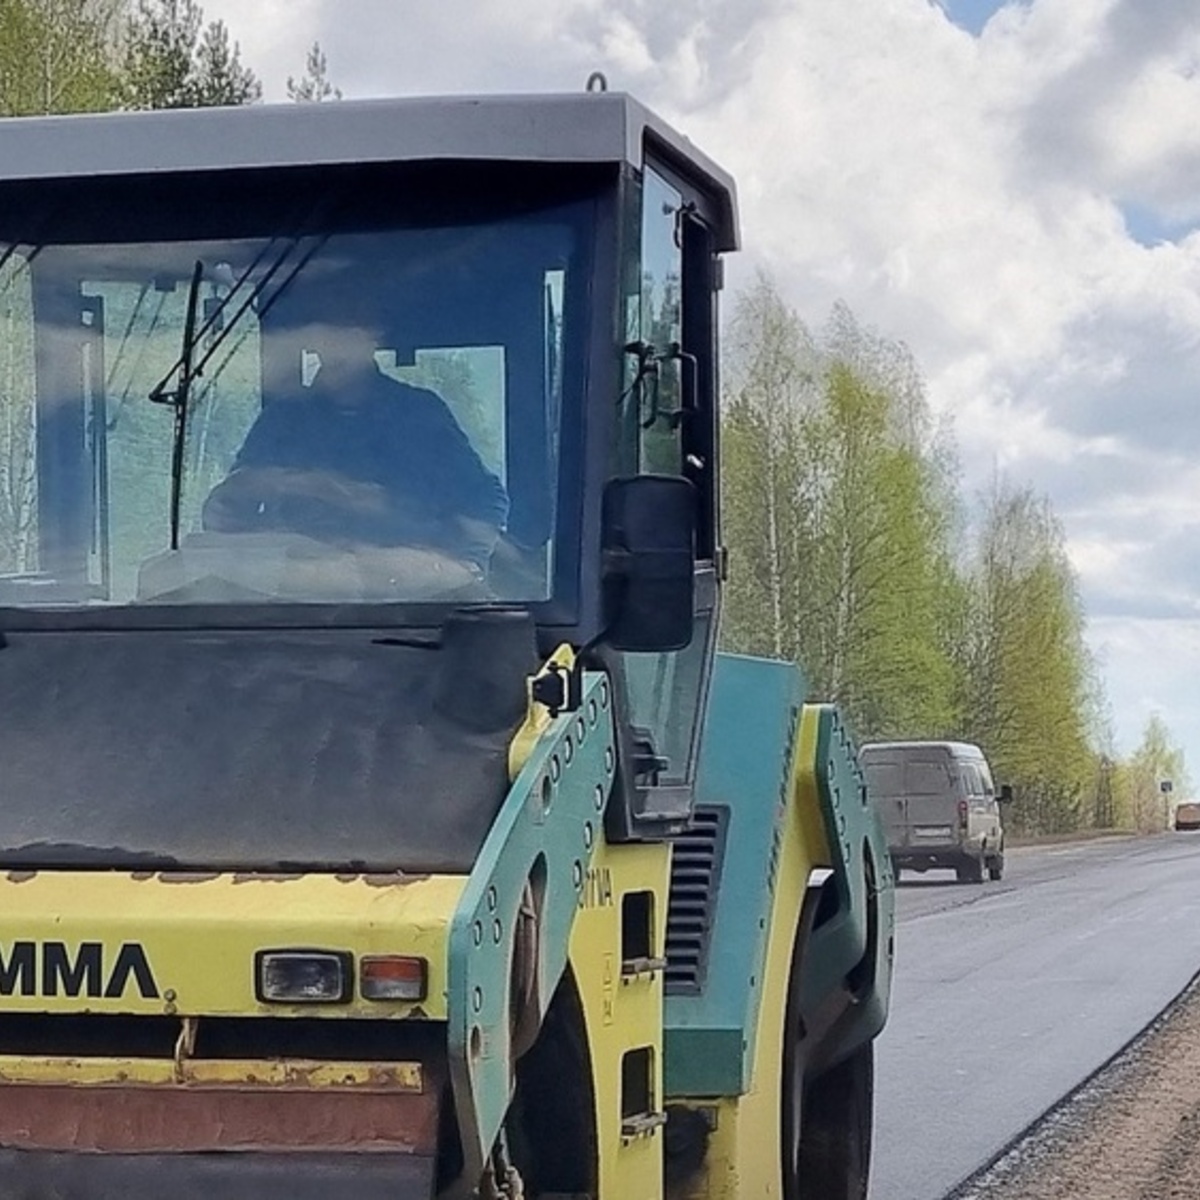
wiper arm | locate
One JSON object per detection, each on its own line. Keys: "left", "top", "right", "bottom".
{"left": 149, "top": 259, "right": 204, "bottom": 550}
{"left": 144, "top": 236, "right": 325, "bottom": 550}
{"left": 187, "top": 232, "right": 326, "bottom": 385}
{"left": 147, "top": 188, "right": 337, "bottom": 419}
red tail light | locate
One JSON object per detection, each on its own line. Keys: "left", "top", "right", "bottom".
{"left": 360, "top": 955, "right": 428, "bottom": 1002}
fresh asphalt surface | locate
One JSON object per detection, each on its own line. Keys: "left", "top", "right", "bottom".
{"left": 869, "top": 833, "right": 1200, "bottom": 1200}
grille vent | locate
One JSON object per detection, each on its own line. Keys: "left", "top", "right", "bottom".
{"left": 665, "top": 805, "right": 729, "bottom": 995}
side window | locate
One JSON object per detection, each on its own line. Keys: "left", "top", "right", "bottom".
{"left": 619, "top": 168, "right": 716, "bottom": 788}
{"left": 963, "top": 763, "right": 985, "bottom": 798}
{"left": 637, "top": 170, "right": 683, "bottom": 476}
{"left": 623, "top": 602, "right": 714, "bottom": 783}
{"left": 979, "top": 763, "right": 996, "bottom": 799}
{"left": 619, "top": 169, "right": 684, "bottom": 478}
{"left": 0, "top": 251, "right": 38, "bottom": 575}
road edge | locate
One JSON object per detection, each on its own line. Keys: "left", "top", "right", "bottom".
{"left": 938, "top": 963, "right": 1200, "bottom": 1199}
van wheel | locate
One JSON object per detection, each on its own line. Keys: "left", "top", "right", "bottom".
{"left": 988, "top": 853, "right": 1004, "bottom": 882}
{"left": 795, "top": 1043, "right": 874, "bottom": 1200}
{"left": 956, "top": 856, "right": 985, "bottom": 885}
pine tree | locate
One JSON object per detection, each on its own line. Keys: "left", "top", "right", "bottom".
{"left": 121, "top": 0, "right": 259, "bottom": 110}
{"left": 287, "top": 41, "right": 340, "bottom": 103}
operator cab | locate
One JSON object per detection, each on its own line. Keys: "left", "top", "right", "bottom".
{"left": 0, "top": 94, "right": 738, "bottom": 868}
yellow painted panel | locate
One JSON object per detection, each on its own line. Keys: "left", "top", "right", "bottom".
{"left": 0, "top": 1055, "right": 424, "bottom": 1091}
{"left": 570, "top": 839, "right": 670, "bottom": 1200}
{"left": 0, "top": 871, "right": 465, "bottom": 1018}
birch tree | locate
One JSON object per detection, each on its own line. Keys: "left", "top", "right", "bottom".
{"left": 721, "top": 273, "right": 815, "bottom": 662}
{"left": 1117, "top": 714, "right": 1189, "bottom": 832}
{"left": 0, "top": 0, "right": 120, "bottom": 116}
{"left": 721, "top": 276, "right": 962, "bottom": 740}
{"left": 957, "top": 481, "right": 1095, "bottom": 833}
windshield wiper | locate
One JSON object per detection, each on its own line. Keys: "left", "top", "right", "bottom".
{"left": 147, "top": 191, "right": 336, "bottom": 424}
{"left": 149, "top": 259, "right": 204, "bottom": 550}
{"left": 144, "top": 227, "right": 331, "bottom": 552}
{"left": 193, "top": 235, "right": 324, "bottom": 376}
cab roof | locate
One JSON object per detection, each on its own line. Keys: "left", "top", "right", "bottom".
{"left": 0, "top": 91, "right": 739, "bottom": 251}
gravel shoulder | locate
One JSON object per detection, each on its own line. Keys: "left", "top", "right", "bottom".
{"left": 950, "top": 971, "right": 1200, "bottom": 1200}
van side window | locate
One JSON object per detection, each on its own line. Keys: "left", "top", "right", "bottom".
{"left": 962, "top": 764, "right": 983, "bottom": 798}
{"left": 979, "top": 764, "right": 996, "bottom": 797}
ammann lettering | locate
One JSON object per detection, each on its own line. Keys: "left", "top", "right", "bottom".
{"left": 579, "top": 866, "right": 614, "bottom": 909}
{"left": 0, "top": 941, "right": 159, "bottom": 1000}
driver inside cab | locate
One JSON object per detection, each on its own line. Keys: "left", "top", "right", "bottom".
{"left": 202, "top": 317, "right": 509, "bottom": 581}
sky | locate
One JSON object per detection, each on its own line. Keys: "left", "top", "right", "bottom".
{"left": 201, "top": 0, "right": 1200, "bottom": 778}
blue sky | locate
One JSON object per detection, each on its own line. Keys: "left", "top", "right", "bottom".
{"left": 206, "top": 0, "right": 1200, "bottom": 777}
{"left": 1121, "top": 202, "right": 1198, "bottom": 247}
{"left": 940, "top": 0, "right": 1015, "bottom": 36}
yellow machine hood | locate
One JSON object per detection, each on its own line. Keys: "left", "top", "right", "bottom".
{"left": 0, "top": 870, "right": 463, "bottom": 1019}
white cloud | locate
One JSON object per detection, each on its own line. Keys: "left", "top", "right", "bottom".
{"left": 1089, "top": 616, "right": 1200, "bottom": 762}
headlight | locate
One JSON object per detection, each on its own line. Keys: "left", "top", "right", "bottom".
{"left": 255, "top": 949, "right": 353, "bottom": 1004}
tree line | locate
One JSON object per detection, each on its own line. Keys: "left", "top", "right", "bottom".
{"left": 0, "top": 0, "right": 337, "bottom": 115}
{"left": 721, "top": 274, "right": 1187, "bottom": 835}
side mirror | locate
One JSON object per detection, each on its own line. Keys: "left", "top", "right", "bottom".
{"left": 602, "top": 475, "right": 696, "bottom": 652}
{"left": 998, "top": 784, "right": 1014, "bottom": 804}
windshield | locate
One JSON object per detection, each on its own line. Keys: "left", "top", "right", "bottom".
{"left": 0, "top": 163, "right": 592, "bottom": 617}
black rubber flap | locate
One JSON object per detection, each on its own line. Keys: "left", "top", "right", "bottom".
{"left": 0, "top": 628, "right": 517, "bottom": 873}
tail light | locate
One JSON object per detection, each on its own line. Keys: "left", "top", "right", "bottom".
{"left": 360, "top": 955, "right": 428, "bottom": 1002}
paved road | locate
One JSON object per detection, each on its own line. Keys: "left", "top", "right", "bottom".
{"left": 870, "top": 834, "right": 1200, "bottom": 1200}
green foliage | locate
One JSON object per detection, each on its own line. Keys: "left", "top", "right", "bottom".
{"left": 719, "top": 274, "right": 1177, "bottom": 835}
{"left": 720, "top": 273, "right": 813, "bottom": 661}
{"left": 721, "top": 275, "right": 962, "bottom": 742}
{"left": 0, "top": 0, "right": 261, "bottom": 115}
{"left": 0, "top": 0, "right": 122, "bottom": 115}
{"left": 191, "top": 17, "right": 259, "bottom": 106}
{"left": 1115, "top": 714, "right": 1189, "bottom": 832}
{"left": 121, "top": 0, "right": 260, "bottom": 109}
{"left": 954, "top": 481, "right": 1097, "bottom": 834}
{"left": 287, "top": 41, "right": 340, "bottom": 103}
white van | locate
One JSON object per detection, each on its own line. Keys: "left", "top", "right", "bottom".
{"left": 858, "top": 741, "right": 1011, "bottom": 884}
